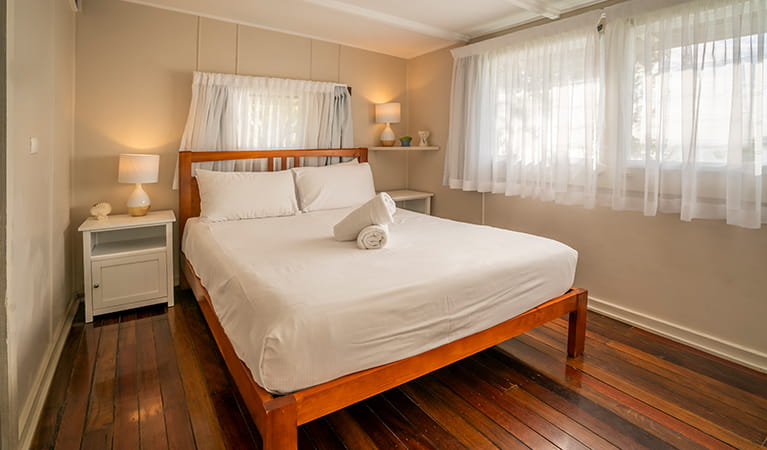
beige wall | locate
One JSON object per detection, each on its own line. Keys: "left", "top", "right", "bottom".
{"left": 73, "top": 0, "right": 409, "bottom": 291}
{"left": 407, "top": 47, "right": 767, "bottom": 368}
{"left": 5, "top": 0, "right": 76, "bottom": 447}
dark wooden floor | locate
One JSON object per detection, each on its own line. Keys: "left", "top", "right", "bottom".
{"left": 33, "top": 290, "right": 767, "bottom": 449}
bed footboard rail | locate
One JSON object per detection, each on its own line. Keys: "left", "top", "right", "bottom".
{"left": 292, "top": 287, "right": 588, "bottom": 425}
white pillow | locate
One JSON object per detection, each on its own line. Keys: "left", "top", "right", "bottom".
{"left": 196, "top": 169, "right": 298, "bottom": 222}
{"left": 292, "top": 162, "right": 376, "bottom": 212}
{"left": 337, "top": 158, "right": 359, "bottom": 166}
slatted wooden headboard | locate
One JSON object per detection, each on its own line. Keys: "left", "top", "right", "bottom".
{"left": 178, "top": 148, "right": 368, "bottom": 238}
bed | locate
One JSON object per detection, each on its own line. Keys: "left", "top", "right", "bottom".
{"left": 179, "top": 148, "right": 588, "bottom": 449}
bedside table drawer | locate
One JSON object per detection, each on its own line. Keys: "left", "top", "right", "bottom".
{"left": 91, "top": 251, "right": 168, "bottom": 311}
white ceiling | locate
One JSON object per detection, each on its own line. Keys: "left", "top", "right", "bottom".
{"left": 122, "top": 0, "right": 607, "bottom": 59}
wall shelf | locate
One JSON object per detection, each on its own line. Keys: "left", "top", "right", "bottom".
{"left": 369, "top": 146, "right": 439, "bottom": 151}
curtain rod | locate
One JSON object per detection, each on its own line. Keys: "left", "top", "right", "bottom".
{"left": 194, "top": 72, "right": 352, "bottom": 94}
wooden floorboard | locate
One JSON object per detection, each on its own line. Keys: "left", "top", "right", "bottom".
{"left": 113, "top": 317, "right": 140, "bottom": 450}
{"left": 33, "top": 289, "right": 767, "bottom": 449}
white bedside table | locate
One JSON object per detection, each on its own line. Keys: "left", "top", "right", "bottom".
{"left": 78, "top": 210, "right": 176, "bottom": 323}
{"left": 385, "top": 189, "right": 434, "bottom": 215}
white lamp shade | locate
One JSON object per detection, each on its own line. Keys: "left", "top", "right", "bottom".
{"left": 118, "top": 153, "right": 159, "bottom": 184}
{"left": 375, "top": 102, "right": 401, "bottom": 124}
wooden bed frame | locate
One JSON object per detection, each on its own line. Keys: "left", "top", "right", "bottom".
{"left": 178, "top": 148, "right": 588, "bottom": 449}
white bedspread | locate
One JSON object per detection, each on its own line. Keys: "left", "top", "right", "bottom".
{"left": 182, "top": 208, "right": 577, "bottom": 394}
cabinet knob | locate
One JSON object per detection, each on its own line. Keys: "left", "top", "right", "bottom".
{"left": 93, "top": 284, "right": 100, "bottom": 288}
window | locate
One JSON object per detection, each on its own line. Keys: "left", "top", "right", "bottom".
{"left": 631, "top": 26, "right": 767, "bottom": 167}
{"left": 446, "top": 0, "right": 766, "bottom": 228}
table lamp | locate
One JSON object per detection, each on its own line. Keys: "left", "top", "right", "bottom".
{"left": 118, "top": 153, "right": 159, "bottom": 216}
{"left": 375, "top": 102, "right": 400, "bottom": 146}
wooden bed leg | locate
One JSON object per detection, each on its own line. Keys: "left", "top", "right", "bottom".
{"left": 262, "top": 396, "right": 298, "bottom": 450}
{"left": 567, "top": 290, "right": 588, "bottom": 357}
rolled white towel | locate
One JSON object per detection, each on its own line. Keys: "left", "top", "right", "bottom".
{"left": 357, "top": 224, "right": 389, "bottom": 250}
{"left": 333, "top": 192, "right": 396, "bottom": 241}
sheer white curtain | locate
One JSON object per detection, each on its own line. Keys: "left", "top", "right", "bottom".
{"left": 445, "top": 0, "right": 767, "bottom": 228}
{"left": 174, "top": 72, "right": 354, "bottom": 186}
{"left": 445, "top": 25, "right": 604, "bottom": 207}
{"left": 606, "top": 0, "right": 767, "bottom": 228}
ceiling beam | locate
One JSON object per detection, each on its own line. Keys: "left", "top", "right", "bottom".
{"left": 502, "top": 0, "right": 561, "bottom": 19}
{"left": 464, "top": 10, "right": 538, "bottom": 39}
{"left": 304, "top": 0, "right": 469, "bottom": 42}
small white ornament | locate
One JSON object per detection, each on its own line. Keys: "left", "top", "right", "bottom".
{"left": 418, "top": 130, "right": 430, "bottom": 146}
{"left": 90, "top": 202, "right": 112, "bottom": 221}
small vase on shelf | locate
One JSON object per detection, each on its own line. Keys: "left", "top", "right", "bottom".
{"left": 399, "top": 136, "right": 412, "bottom": 147}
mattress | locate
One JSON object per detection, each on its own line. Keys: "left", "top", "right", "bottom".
{"left": 182, "top": 208, "right": 577, "bottom": 394}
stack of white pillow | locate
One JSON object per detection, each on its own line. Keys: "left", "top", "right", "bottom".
{"left": 194, "top": 158, "right": 394, "bottom": 249}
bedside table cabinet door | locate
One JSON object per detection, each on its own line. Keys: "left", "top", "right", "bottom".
{"left": 91, "top": 252, "right": 168, "bottom": 311}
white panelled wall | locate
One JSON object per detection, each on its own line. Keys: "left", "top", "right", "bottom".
{"left": 2, "top": 0, "right": 77, "bottom": 448}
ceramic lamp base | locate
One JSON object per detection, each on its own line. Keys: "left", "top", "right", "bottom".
{"left": 127, "top": 183, "right": 151, "bottom": 216}
{"left": 380, "top": 123, "right": 396, "bottom": 147}
{"left": 128, "top": 205, "right": 151, "bottom": 216}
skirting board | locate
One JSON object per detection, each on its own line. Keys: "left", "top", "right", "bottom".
{"left": 588, "top": 296, "right": 767, "bottom": 374}
{"left": 16, "top": 295, "right": 80, "bottom": 450}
